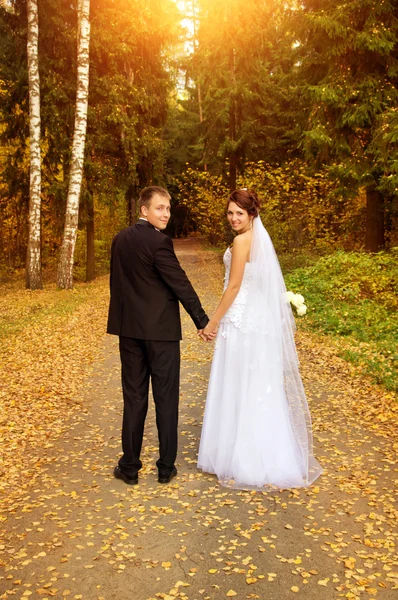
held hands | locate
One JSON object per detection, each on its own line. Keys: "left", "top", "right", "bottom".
{"left": 198, "top": 321, "right": 219, "bottom": 342}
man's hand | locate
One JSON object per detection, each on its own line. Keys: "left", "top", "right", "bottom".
{"left": 198, "top": 321, "right": 218, "bottom": 342}
{"left": 197, "top": 329, "right": 208, "bottom": 342}
{"left": 197, "top": 328, "right": 217, "bottom": 342}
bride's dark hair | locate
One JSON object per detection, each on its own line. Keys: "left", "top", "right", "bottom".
{"left": 227, "top": 189, "right": 260, "bottom": 217}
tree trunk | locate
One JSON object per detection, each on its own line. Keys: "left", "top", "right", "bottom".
{"left": 57, "top": 0, "right": 91, "bottom": 289}
{"left": 192, "top": 0, "right": 207, "bottom": 171}
{"left": 193, "top": 5, "right": 203, "bottom": 123}
{"left": 125, "top": 185, "right": 137, "bottom": 225}
{"left": 229, "top": 152, "right": 237, "bottom": 191}
{"left": 130, "top": 197, "right": 137, "bottom": 225}
{"left": 228, "top": 96, "right": 237, "bottom": 190}
{"left": 228, "top": 47, "right": 237, "bottom": 191}
{"left": 365, "top": 186, "right": 385, "bottom": 252}
{"left": 85, "top": 192, "right": 95, "bottom": 281}
{"left": 25, "top": 0, "right": 42, "bottom": 290}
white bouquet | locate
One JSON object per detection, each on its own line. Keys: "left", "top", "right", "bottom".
{"left": 285, "top": 291, "right": 307, "bottom": 316}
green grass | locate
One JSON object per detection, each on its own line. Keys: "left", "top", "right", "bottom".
{"left": 279, "top": 249, "right": 322, "bottom": 274}
{"left": 284, "top": 249, "right": 398, "bottom": 392}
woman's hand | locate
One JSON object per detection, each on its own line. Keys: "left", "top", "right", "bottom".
{"left": 201, "top": 320, "right": 219, "bottom": 342}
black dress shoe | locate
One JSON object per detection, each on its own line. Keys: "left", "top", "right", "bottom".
{"left": 158, "top": 467, "right": 177, "bottom": 484}
{"left": 114, "top": 466, "right": 138, "bottom": 485}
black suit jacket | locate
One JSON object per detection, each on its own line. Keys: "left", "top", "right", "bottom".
{"left": 107, "top": 219, "right": 208, "bottom": 340}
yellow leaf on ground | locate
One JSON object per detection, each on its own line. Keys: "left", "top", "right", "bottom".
{"left": 344, "top": 557, "right": 356, "bottom": 569}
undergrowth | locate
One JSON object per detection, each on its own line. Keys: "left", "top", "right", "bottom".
{"left": 284, "top": 249, "right": 398, "bottom": 392}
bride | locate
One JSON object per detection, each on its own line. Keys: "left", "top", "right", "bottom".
{"left": 197, "top": 189, "right": 322, "bottom": 490}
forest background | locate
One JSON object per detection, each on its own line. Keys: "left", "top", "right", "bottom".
{"left": 0, "top": 0, "right": 397, "bottom": 391}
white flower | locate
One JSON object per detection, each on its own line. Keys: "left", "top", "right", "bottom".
{"left": 286, "top": 291, "right": 307, "bottom": 316}
{"left": 296, "top": 304, "right": 307, "bottom": 316}
{"left": 291, "top": 293, "right": 305, "bottom": 308}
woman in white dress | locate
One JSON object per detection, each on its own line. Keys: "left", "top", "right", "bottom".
{"left": 197, "top": 189, "right": 322, "bottom": 490}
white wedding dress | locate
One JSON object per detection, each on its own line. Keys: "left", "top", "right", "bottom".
{"left": 198, "top": 219, "right": 322, "bottom": 490}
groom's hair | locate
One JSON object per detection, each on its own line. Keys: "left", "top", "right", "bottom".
{"left": 139, "top": 186, "right": 170, "bottom": 210}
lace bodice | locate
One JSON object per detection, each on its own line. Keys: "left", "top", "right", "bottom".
{"left": 221, "top": 247, "right": 254, "bottom": 329}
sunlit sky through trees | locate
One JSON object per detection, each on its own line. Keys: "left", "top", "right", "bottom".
{"left": 176, "top": 0, "right": 198, "bottom": 54}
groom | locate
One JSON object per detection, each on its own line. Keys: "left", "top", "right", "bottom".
{"left": 107, "top": 186, "right": 209, "bottom": 485}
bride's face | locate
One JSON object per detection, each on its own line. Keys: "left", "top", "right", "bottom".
{"left": 227, "top": 201, "right": 251, "bottom": 234}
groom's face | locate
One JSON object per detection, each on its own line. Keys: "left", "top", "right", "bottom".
{"left": 142, "top": 193, "right": 171, "bottom": 230}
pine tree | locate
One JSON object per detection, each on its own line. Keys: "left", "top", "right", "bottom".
{"left": 296, "top": 0, "right": 398, "bottom": 251}
{"left": 182, "top": 0, "right": 299, "bottom": 189}
{"left": 0, "top": 0, "right": 30, "bottom": 268}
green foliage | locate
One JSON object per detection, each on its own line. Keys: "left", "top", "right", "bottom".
{"left": 0, "top": 0, "right": 179, "bottom": 273}
{"left": 285, "top": 249, "right": 398, "bottom": 391}
{"left": 297, "top": 0, "right": 398, "bottom": 195}
{"left": 371, "top": 107, "right": 398, "bottom": 197}
{"left": 87, "top": 0, "right": 179, "bottom": 196}
{"left": 175, "top": 0, "right": 301, "bottom": 188}
{"left": 164, "top": 95, "right": 202, "bottom": 181}
{"left": 1, "top": 0, "right": 398, "bottom": 275}
{"left": 174, "top": 0, "right": 398, "bottom": 251}
{"left": 73, "top": 190, "right": 127, "bottom": 281}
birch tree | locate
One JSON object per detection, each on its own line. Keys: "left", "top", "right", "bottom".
{"left": 26, "top": 0, "right": 42, "bottom": 289}
{"left": 57, "top": 0, "right": 90, "bottom": 289}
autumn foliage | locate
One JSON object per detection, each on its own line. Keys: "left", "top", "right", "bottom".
{"left": 178, "top": 161, "right": 378, "bottom": 253}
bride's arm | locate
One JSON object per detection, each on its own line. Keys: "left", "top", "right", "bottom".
{"left": 203, "top": 234, "right": 250, "bottom": 336}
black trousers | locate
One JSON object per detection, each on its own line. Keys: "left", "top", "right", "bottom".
{"left": 118, "top": 336, "right": 180, "bottom": 477}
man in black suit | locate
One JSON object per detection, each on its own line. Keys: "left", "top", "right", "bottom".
{"left": 107, "top": 186, "right": 209, "bottom": 485}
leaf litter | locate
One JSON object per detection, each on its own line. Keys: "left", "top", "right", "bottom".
{"left": 0, "top": 238, "right": 397, "bottom": 600}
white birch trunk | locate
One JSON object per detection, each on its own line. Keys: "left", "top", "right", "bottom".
{"left": 26, "top": 0, "right": 43, "bottom": 290}
{"left": 57, "top": 0, "right": 91, "bottom": 289}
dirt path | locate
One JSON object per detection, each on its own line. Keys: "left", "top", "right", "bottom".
{"left": 0, "top": 239, "right": 397, "bottom": 600}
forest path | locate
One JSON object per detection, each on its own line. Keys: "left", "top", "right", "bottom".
{"left": 0, "top": 238, "right": 397, "bottom": 600}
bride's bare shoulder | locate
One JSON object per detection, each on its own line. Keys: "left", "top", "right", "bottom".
{"left": 232, "top": 231, "right": 252, "bottom": 261}
{"left": 232, "top": 230, "right": 252, "bottom": 249}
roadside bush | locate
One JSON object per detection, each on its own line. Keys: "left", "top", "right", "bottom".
{"left": 285, "top": 249, "right": 398, "bottom": 391}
